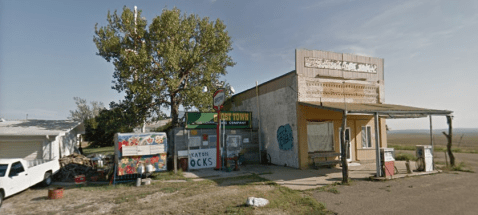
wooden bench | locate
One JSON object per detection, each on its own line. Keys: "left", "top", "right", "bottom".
{"left": 309, "top": 152, "right": 341, "bottom": 169}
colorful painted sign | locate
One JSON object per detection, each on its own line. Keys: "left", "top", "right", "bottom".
{"left": 186, "top": 112, "right": 252, "bottom": 129}
{"left": 114, "top": 133, "right": 168, "bottom": 176}
{"left": 179, "top": 148, "right": 218, "bottom": 169}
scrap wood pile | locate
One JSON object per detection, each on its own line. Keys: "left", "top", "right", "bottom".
{"left": 55, "top": 153, "right": 113, "bottom": 182}
{"left": 59, "top": 153, "right": 92, "bottom": 166}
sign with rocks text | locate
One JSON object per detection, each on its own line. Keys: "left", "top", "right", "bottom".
{"left": 179, "top": 148, "right": 219, "bottom": 169}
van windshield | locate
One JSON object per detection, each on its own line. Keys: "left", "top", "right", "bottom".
{"left": 0, "top": 164, "right": 8, "bottom": 177}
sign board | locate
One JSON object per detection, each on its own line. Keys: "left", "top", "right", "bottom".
{"left": 213, "top": 88, "right": 225, "bottom": 110}
{"left": 114, "top": 132, "right": 168, "bottom": 176}
{"left": 186, "top": 112, "right": 252, "bottom": 129}
{"left": 304, "top": 57, "right": 377, "bottom": 73}
{"left": 178, "top": 148, "right": 219, "bottom": 169}
{"left": 122, "top": 145, "right": 165, "bottom": 156}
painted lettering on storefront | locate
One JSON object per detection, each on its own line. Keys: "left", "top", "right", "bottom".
{"left": 304, "top": 57, "right": 377, "bottom": 73}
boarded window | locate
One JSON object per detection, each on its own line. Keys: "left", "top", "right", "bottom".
{"left": 307, "top": 122, "right": 334, "bottom": 152}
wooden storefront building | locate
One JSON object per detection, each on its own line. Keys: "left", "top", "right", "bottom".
{"left": 226, "top": 49, "right": 452, "bottom": 171}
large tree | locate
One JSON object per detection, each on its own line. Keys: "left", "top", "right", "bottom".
{"left": 94, "top": 6, "right": 235, "bottom": 126}
{"left": 68, "top": 97, "right": 104, "bottom": 122}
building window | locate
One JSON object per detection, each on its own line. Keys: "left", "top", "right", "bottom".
{"left": 361, "top": 126, "right": 372, "bottom": 148}
{"left": 307, "top": 121, "right": 334, "bottom": 152}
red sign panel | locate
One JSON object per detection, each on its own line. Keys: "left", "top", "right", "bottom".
{"left": 213, "top": 88, "right": 225, "bottom": 110}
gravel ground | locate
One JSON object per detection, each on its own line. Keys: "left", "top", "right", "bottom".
{"left": 311, "top": 152, "right": 478, "bottom": 215}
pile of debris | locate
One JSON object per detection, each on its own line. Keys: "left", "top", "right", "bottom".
{"left": 59, "top": 153, "right": 92, "bottom": 167}
{"left": 55, "top": 153, "right": 103, "bottom": 182}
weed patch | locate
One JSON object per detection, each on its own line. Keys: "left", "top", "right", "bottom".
{"left": 78, "top": 183, "right": 134, "bottom": 191}
{"left": 395, "top": 152, "right": 417, "bottom": 161}
{"left": 327, "top": 187, "right": 340, "bottom": 194}
{"left": 439, "top": 162, "right": 475, "bottom": 173}
{"left": 160, "top": 187, "right": 179, "bottom": 193}
{"left": 114, "top": 191, "right": 156, "bottom": 204}
{"left": 267, "top": 186, "right": 329, "bottom": 214}
{"left": 389, "top": 144, "right": 478, "bottom": 154}
{"left": 83, "top": 146, "right": 115, "bottom": 156}
{"left": 151, "top": 169, "right": 186, "bottom": 181}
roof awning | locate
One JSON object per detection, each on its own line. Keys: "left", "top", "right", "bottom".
{"left": 299, "top": 102, "right": 453, "bottom": 118}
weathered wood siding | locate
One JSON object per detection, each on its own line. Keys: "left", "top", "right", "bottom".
{"left": 296, "top": 49, "right": 385, "bottom": 104}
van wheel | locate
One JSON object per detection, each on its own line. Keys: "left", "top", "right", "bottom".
{"left": 42, "top": 172, "right": 52, "bottom": 187}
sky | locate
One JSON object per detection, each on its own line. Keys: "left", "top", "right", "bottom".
{"left": 1, "top": 0, "right": 477, "bottom": 130}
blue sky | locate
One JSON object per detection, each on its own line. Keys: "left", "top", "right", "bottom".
{"left": 1, "top": 0, "right": 476, "bottom": 130}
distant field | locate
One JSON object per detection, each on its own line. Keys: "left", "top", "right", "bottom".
{"left": 387, "top": 131, "right": 478, "bottom": 153}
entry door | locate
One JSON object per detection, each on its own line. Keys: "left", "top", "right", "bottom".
{"left": 8, "top": 161, "right": 30, "bottom": 195}
{"left": 339, "top": 128, "right": 352, "bottom": 162}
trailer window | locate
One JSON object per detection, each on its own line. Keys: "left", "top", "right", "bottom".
{"left": 0, "top": 164, "right": 7, "bottom": 177}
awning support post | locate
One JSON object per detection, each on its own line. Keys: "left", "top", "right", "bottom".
{"left": 341, "top": 111, "right": 348, "bottom": 184}
{"left": 374, "top": 112, "right": 382, "bottom": 177}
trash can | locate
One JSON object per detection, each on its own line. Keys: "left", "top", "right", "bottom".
{"left": 416, "top": 145, "right": 433, "bottom": 172}
{"left": 381, "top": 148, "right": 395, "bottom": 177}
{"left": 179, "top": 157, "right": 188, "bottom": 171}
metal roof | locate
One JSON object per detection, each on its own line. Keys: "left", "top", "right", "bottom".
{"left": 0, "top": 120, "right": 84, "bottom": 136}
{"left": 299, "top": 102, "right": 453, "bottom": 118}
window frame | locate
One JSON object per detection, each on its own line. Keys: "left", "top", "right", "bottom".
{"left": 9, "top": 161, "right": 25, "bottom": 177}
{"left": 361, "top": 125, "right": 373, "bottom": 148}
{"left": 0, "top": 164, "right": 8, "bottom": 177}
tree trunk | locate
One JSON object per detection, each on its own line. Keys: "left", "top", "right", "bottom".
{"left": 341, "top": 111, "right": 348, "bottom": 184}
{"left": 170, "top": 95, "right": 180, "bottom": 127}
{"left": 442, "top": 115, "right": 455, "bottom": 167}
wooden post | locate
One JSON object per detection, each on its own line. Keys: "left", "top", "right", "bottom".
{"left": 215, "top": 110, "right": 221, "bottom": 170}
{"left": 341, "top": 111, "right": 348, "bottom": 184}
{"left": 374, "top": 112, "right": 382, "bottom": 177}
{"left": 256, "top": 81, "right": 262, "bottom": 164}
{"left": 442, "top": 115, "right": 455, "bottom": 167}
{"left": 444, "top": 151, "right": 448, "bottom": 167}
{"left": 429, "top": 115, "right": 434, "bottom": 170}
{"left": 174, "top": 128, "right": 177, "bottom": 174}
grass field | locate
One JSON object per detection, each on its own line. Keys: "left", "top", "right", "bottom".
{"left": 82, "top": 145, "right": 115, "bottom": 156}
{"left": 387, "top": 131, "right": 478, "bottom": 153}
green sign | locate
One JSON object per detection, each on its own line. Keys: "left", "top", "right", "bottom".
{"left": 186, "top": 112, "right": 252, "bottom": 129}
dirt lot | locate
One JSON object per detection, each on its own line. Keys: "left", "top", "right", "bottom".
{"left": 311, "top": 152, "right": 478, "bottom": 215}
